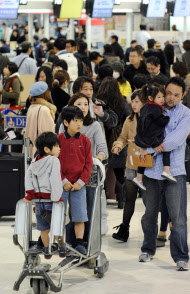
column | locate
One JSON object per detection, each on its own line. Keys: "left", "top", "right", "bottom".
{"left": 126, "top": 12, "right": 133, "bottom": 48}
{"left": 69, "top": 19, "right": 75, "bottom": 39}
{"left": 86, "top": 15, "right": 91, "bottom": 51}
{"left": 44, "top": 13, "right": 50, "bottom": 39}
{"left": 28, "top": 13, "right": 33, "bottom": 44}
{"left": 183, "top": 16, "right": 188, "bottom": 41}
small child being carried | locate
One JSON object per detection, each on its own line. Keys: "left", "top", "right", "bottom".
{"left": 24, "top": 132, "right": 64, "bottom": 259}
{"left": 133, "top": 83, "right": 176, "bottom": 190}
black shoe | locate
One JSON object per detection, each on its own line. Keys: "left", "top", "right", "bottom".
{"left": 44, "top": 247, "right": 52, "bottom": 259}
{"left": 58, "top": 246, "right": 70, "bottom": 258}
{"left": 112, "top": 224, "right": 129, "bottom": 242}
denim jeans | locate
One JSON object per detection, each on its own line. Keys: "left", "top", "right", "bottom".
{"left": 141, "top": 175, "right": 189, "bottom": 263}
{"left": 65, "top": 186, "right": 96, "bottom": 245}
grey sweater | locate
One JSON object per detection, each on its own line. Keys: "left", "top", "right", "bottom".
{"left": 59, "top": 121, "right": 108, "bottom": 160}
{"left": 25, "top": 155, "right": 63, "bottom": 201}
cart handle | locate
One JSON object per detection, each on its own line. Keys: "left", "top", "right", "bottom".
{"left": 93, "top": 158, "right": 106, "bottom": 184}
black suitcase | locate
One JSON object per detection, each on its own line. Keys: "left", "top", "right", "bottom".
{"left": 0, "top": 139, "right": 30, "bottom": 216}
{"left": 0, "top": 152, "right": 25, "bottom": 216}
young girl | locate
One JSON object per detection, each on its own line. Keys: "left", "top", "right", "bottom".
{"left": 133, "top": 83, "right": 176, "bottom": 190}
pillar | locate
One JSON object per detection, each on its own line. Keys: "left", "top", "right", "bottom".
{"left": 28, "top": 13, "right": 33, "bottom": 43}
{"left": 86, "top": 15, "right": 91, "bottom": 51}
{"left": 126, "top": 12, "right": 133, "bottom": 48}
{"left": 44, "top": 13, "right": 49, "bottom": 39}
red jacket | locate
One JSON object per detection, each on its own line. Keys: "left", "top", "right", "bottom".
{"left": 58, "top": 132, "right": 93, "bottom": 185}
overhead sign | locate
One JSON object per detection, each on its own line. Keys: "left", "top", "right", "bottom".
{"left": 0, "top": 0, "right": 19, "bottom": 19}
{"left": 174, "top": 0, "right": 190, "bottom": 17}
{"left": 92, "top": 0, "right": 115, "bottom": 18}
{"left": 146, "top": 0, "right": 167, "bottom": 18}
{"left": 4, "top": 115, "right": 27, "bottom": 129}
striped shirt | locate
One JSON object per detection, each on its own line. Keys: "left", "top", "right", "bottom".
{"left": 145, "top": 102, "right": 190, "bottom": 180}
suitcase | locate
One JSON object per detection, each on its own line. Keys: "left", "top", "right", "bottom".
{"left": 0, "top": 138, "right": 30, "bottom": 216}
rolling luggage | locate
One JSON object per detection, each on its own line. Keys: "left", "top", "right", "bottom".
{"left": 0, "top": 138, "right": 30, "bottom": 216}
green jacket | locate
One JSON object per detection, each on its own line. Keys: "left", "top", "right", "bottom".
{"left": 2, "top": 73, "right": 24, "bottom": 105}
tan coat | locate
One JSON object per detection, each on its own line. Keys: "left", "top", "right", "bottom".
{"left": 112, "top": 115, "right": 141, "bottom": 170}
{"left": 25, "top": 99, "right": 56, "bottom": 158}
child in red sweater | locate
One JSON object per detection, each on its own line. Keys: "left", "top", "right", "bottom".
{"left": 58, "top": 105, "right": 93, "bottom": 255}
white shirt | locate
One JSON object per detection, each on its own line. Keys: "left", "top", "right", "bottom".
{"left": 135, "top": 30, "right": 151, "bottom": 49}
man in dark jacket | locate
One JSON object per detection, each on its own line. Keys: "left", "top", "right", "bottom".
{"left": 144, "top": 39, "right": 169, "bottom": 78}
{"left": 55, "top": 76, "right": 118, "bottom": 133}
{"left": 35, "top": 38, "right": 48, "bottom": 67}
{"left": 123, "top": 48, "right": 149, "bottom": 90}
{"left": 89, "top": 51, "right": 109, "bottom": 74}
{"left": 111, "top": 35, "right": 124, "bottom": 60}
{"left": 146, "top": 56, "right": 168, "bottom": 85}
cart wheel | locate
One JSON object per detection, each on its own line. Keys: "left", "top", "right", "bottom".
{"left": 40, "top": 279, "right": 49, "bottom": 294}
{"left": 32, "top": 279, "right": 40, "bottom": 294}
{"left": 96, "top": 272, "right": 104, "bottom": 278}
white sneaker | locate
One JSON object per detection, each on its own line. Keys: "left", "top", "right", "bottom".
{"left": 176, "top": 261, "right": 189, "bottom": 271}
{"left": 161, "top": 171, "right": 177, "bottom": 182}
{"left": 139, "top": 252, "right": 152, "bottom": 262}
{"left": 132, "top": 177, "right": 146, "bottom": 191}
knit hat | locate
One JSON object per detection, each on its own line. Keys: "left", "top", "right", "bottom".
{"left": 112, "top": 62, "right": 124, "bottom": 75}
{"left": 30, "top": 81, "right": 48, "bottom": 97}
{"left": 53, "top": 59, "right": 68, "bottom": 71}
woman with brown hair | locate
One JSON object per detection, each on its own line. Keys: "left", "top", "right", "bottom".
{"left": 182, "top": 40, "right": 190, "bottom": 73}
{"left": 25, "top": 81, "right": 56, "bottom": 158}
{"left": 172, "top": 61, "right": 190, "bottom": 108}
{"left": 51, "top": 70, "right": 70, "bottom": 121}
{"left": 96, "top": 76, "right": 131, "bottom": 208}
{"left": 112, "top": 90, "right": 147, "bottom": 242}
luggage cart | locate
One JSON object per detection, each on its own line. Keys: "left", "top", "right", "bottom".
{"left": 13, "top": 158, "right": 109, "bottom": 294}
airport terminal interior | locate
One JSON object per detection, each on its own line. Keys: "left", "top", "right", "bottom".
{"left": 1, "top": 0, "right": 190, "bottom": 293}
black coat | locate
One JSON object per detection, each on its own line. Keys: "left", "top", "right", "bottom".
{"left": 135, "top": 104, "right": 169, "bottom": 149}
{"left": 51, "top": 88, "right": 70, "bottom": 122}
{"left": 111, "top": 42, "right": 124, "bottom": 60}
{"left": 123, "top": 61, "right": 149, "bottom": 90}
{"left": 144, "top": 48, "right": 170, "bottom": 78}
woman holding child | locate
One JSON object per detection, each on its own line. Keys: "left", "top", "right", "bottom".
{"left": 112, "top": 90, "right": 147, "bottom": 242}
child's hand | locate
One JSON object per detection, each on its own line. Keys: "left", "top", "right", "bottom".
{"left": 71, "top": 182, "right": 82, "bottom": 191}
{"left": 24, "top": 198, "right": 30, "bottom": 203}
{"left": 112, "top": 147, "right": 121, "bottom": 155}
{"left": 64, "top": 181, "right": 73, "bottom": 191}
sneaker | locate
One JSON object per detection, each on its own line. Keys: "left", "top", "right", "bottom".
{"left": 75, "top": 244, "right": 87, "bottom": 255}
{"left": 161, "top": 172, "right": 177, "bottom": 183}
{"left": 58, "top": 246, "right": 70, "bottom": 258}
{"left": 44, "top": 247, "right": 52, "bottom": 260}
{"left": 112, "top": 224, "right": 129, "bottom": 242}
{"left": 139, "top": 252, "right": 152, "bottom": 262}
{"left": 176, "top": 261, "right": 189, "bottom": 271}
{"left": 156, "top": 235, "right": 167, "bottom": 247}
{"left": 132, "top": 178, "right": 146, "bottom": 191}
{"left": 28, "top": 244, "right": 43, "bottom": 254}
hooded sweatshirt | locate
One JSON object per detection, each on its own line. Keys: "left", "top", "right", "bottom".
{"left": 25, "top": 155, "right": 63, "bottom": 201}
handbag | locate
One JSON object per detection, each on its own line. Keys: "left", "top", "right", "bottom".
{"left": 36, "top": 175, "right": 52, "bottom": 224}
{"left": 130, "top": 154, "right": 154, "bottom": 168}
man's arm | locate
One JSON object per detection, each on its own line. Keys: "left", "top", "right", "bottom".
{"left": 98, "top": 108, "right": 118, "bottom": 129}
{"left": 162, "top": 112, "right": 190, "bottom": 152}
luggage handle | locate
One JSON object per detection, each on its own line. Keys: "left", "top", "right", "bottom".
{"left": 0, "top": 152, "right": 12, "bottom": 157}
{"left": 0, "top": 139, "right": 24, "bottom": 145}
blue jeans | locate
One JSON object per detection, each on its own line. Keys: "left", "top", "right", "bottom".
{"left": 65, "top": 186, "right": 96, "bottom": 245}
{"left": 141, "top": 175, "right": 189, "bottom": 263}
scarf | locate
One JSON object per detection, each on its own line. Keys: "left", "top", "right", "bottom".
{"left": 31, "top": 98, "right": 57, "bottom": 120}
{"left": 147, "top": 100, "right": 164, "bottom": 111}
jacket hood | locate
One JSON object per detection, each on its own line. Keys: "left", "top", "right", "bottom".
{"left": 31, "top": 155, "right": 56, "bottom": 177}
{"left": 5, "top": 72, "right": 24, "bottom": 91}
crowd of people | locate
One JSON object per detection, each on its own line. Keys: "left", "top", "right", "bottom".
{"left": 1, "top": 22, "right": 190, "bottom": 272}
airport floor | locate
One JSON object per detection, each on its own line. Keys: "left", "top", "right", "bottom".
{"left": 1, "top": 186, "right": 190, "bottom": 294}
